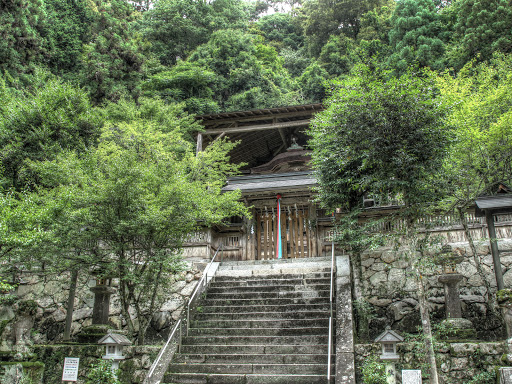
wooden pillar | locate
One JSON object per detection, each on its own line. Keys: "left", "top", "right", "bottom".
{"left": 248, "top": 207, "right": 256, "bottom": 261}
{"left": 309, "top": 203, "right": 319, "bottom": 257}
{"left": 486, "top": 210, "right": 504, "bottom": 290}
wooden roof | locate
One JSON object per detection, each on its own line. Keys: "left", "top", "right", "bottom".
{"left": 197, "top": 104, "right": 323, "bottom": 170}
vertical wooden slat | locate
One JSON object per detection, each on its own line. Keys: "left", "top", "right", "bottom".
{"left": 293, "top": 213, "right": 299, "bottom": 258}
{"left": 263, "top": 215, "right": 268, "bottom": 259}
{"left": 256, "top": 214, "right": 261, "bottom": 260}
{"left": 289, "top": 213, "right": 294, "bottom": 259}
{"left": 299, "top": 212, "right": 305, "bottom": 258}
{"left": 305, "top": 209, "right": 311, "bottom": 258}
{"left": 281, "top": 209, "right": 287, "bottom": 259}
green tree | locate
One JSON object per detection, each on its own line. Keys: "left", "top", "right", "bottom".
{"left": 79, "top": 0, "right": 146, "bottom": 103}
{"left": 309, "top": 65, "right": 450, "bottom": 383}
{"left": 387, "top": 0, "right": 449, "bottom": 73}
{"left": 44, "top": 0, "right": 93, "bottom": 75}
{"left": 0, "top": 77, "right": 102, "bottom": 190}
{"left": 32, "top": 111, "right": 247, "bottom": 344}
{"left": 142, "top": 0, "right": 251, "bottom": 66}
{"left": 301, "top": 0, "right": 384, "bottom": 56}
{"left": 254, "top": 12, "right": 304, "bottom": 51}
{"left": 318, "top": 34, "right": 357, "bottom": 77}
{"left": 433, "top": 55, "right": 512, "bottom": 310}
{"left": 297, "top": 61, "right": 328, "bottom": 102}
{"left": 448, "top": 0, "right": 512, "bottom": 70}
{"left": 142, "top": 62, "right": 220, "bottom": 114}
{"left": 0, "top": 0, "right": 47, "bottom": 81}
{"left": 357, "top": 0, "right": 394, "bottom": 43}
{"left": 187, "top": 29, "right": 301, "bottom": 111}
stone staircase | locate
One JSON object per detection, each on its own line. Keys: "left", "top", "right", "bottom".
{"left": 163, "top": 257, "right": 336, "bottom": 384}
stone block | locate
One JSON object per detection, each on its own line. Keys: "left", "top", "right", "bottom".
{"left": 381, "top": 250, "right": 396, "bottom": 264}
{"left": 450, "top": 343, "right": 478, "bottom": 356}
{"left": 180, "top": 282, "right": 197, "bottom": 296}
{"left": 369, "top": 271, "right": 387, "bottom": 287}
{"left": 371, "top": 263, "right": 386, "bottom": 272}
{"left": 389, "top": 301, "right": 412, "bottom": 321}
{"left": 479, "top": 342, "right": 504, "bottom": 355}
{"left": 388, "top": 268, "right": 406, "bottom": 285}
{"left": 161, "top": 296, "right": 184, "bottom": 312}
{"left": 361, "top": 258, "right": 374, "bottom": 267}
{"left": 458, "top": 261, "right": 478, "bottom": 278}
{"left": 368, "top": 297, "right": 392, "bottom": 307}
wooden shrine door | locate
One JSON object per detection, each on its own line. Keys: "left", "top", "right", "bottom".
{"left": 256, "top": 206, "right": 314, "bottom": 259}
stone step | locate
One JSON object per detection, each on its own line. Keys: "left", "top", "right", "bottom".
{"left": 213, "top": 272, "right": 331, "bottom": 282}
{"left": 218, "top": 263, "right": 332, "bottom": 271}
{"left": 187, "top": 326, "right": 328, "bottom": 336}
{"left": 173, "top": 353, "right": 332, "bottom": 364}
{"left": 198, "top": 303, "right": 330, "bottom": 314}
{"left": 215, "top": 267, "right": 331, "bottom": 277}
{"left": 210, "top": 277, "right": 330, "bottom": 287}
{"left": 193, "top": 310, "right": 330, "bottom": 321}
{"left": 181, "top": 335, "right": 329, "bottom": 345}
{"left": 168, "top": 363, "right": 330, "bottom": 375}
{"left": 205, "top": 290, "right": 330, "bottom": 300}
{"left": 178, "top": 344, "right": 328, "bottom": 355}
{"left": 203, "top": 296, "right": 330, "bottom": 306}
{"left": 218, "top": 256, "right": 332, "bottom": 266}
{"left": 190, "top": 318, "right": 330, "bottom": 329}
{"left": 207, "top": 284, "right": 329, "bottom": 294}
{"left": 164, "top": 373, "right": 334, "bottom": 384}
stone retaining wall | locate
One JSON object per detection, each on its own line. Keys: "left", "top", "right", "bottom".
{"left": 355, "top": 341, "right": 507, "bottom": 384}
{"left": 0, "top": 266, "right": 202, "bottom": 352}
{"left": 358, "top": 239, "right": 512, "bottom": 340}
{"left": 0, "top": 344, "right": 159, "bottom": 384}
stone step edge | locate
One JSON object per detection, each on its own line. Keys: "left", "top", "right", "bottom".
{"left": 199, "top": 304, "right": 330, "bottom": 309}
{"left": 179, "top": 344, "right": 329, "bottom": 347}
{"left": 175, "top": 353, "right": 331, "bottom": 357}
{"left": 187, "top": 327, "right": 328, "bottom": 332}
{"left": 195, "top": 310, "right": 334, "bottom": 315}
{"left": 191, "top": 317, "right": 330, "bottom": 324}
{"left": 219, "top": 256, "right": 332, "bottom": 265}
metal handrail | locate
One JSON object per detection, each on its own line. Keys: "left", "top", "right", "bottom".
{"left": 186, "top": 244, "right": 223, "bottom": 336}
{"left": 147, "top": 318, "right": 181, "bottom": 379}
{"left": 327, "top": 316, "right": 333, "bottom": 381}
{"left": 327, "top": 235, "right": 335, "bottom": 381}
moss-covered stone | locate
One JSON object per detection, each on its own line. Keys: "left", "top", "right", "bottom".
{"left": 0, "top": 361, "right": 45, "bottom": 383}
{"left": 77, "top": 324, "right": 113, "bottom": 343}
{"left": 16, "top": 300, "right": 38, "bottom": 316}
{"left": 497, "top": 289, "right": 512, "bottom": 306}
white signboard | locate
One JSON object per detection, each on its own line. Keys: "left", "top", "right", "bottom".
{"left": 402, "top": 369, "right": 422, "bottom": 384}
{"left": 62, "top": 357, "right": 80, "bottom": 382}
{"left": 500, "top": 367, "right": 512, "bottom": 384}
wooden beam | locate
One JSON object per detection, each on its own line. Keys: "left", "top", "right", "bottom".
{"left": 203, "top": 119, "right": 311, "bottom": 135}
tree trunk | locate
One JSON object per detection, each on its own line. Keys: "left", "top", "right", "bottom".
{"left": 414, "top": 268, "right": 439, "bottom": 384}
{"left": 351, "top": 252, "right": 370, "bottom": 341}
{"left": 63, "top": 269, "right": 79, "bottom": 341}
{"left": 457, "top": 207, "right": 499, "bottom": 316}
{"left": 407, "top": 225, "right": 439, "bottom": 384}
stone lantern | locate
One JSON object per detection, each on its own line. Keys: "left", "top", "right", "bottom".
{"left": 375, "top": 328, "right": 404, "bottom": 384}
{"left": 98, "top": 332, "right": 132, "bottom": 373}
{"left": 434, "top": 245, "right": 475, "bottom": 339}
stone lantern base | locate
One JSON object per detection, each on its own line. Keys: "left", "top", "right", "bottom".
{"left": 77, "top": 324, "right": 113, "bottom": 344}
{"left": 440, "top": 318, "right": 476, "bottom": 340}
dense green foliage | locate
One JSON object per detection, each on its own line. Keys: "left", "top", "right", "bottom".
{"left": 1, "top": 0, "right": 512, "bottom": 349}
{"left": 309, "top": 65, "right": 449, "bottom": 210}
